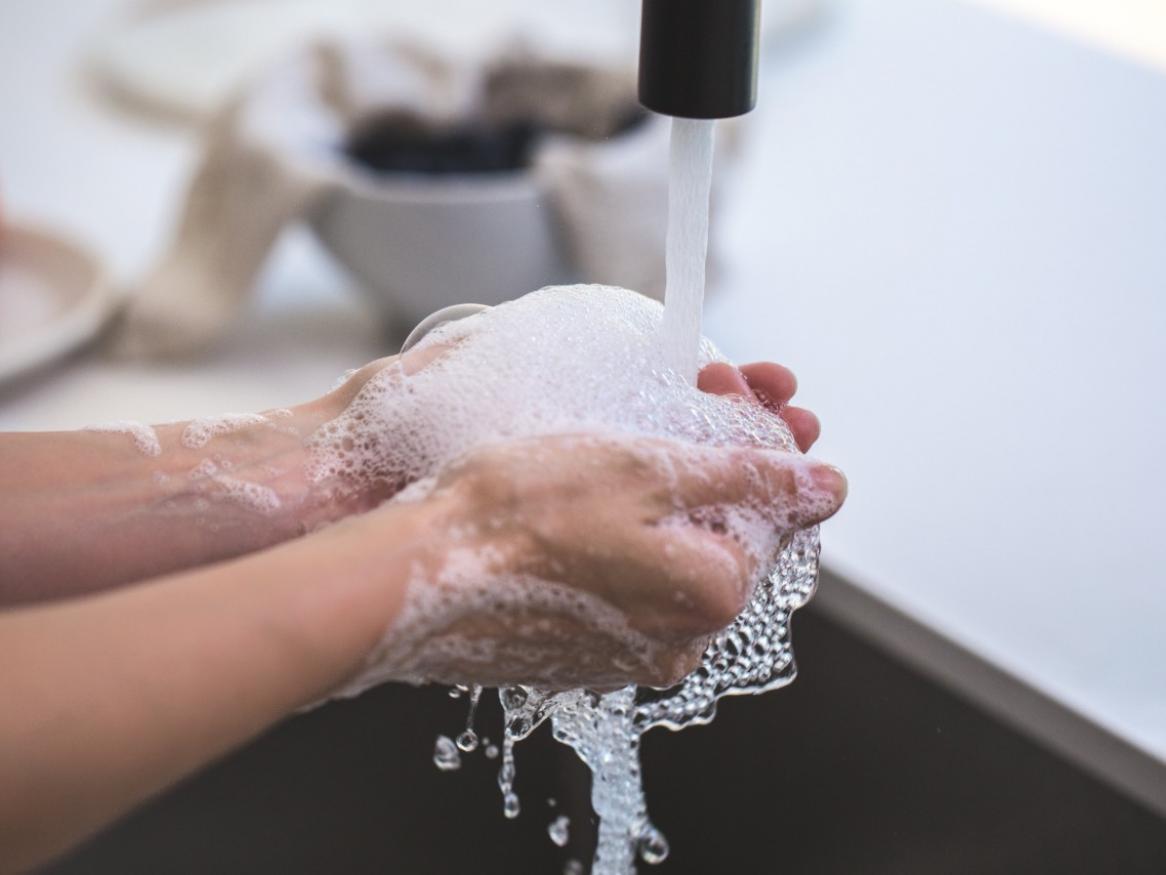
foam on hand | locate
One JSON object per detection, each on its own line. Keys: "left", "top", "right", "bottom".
{"left": 82, "top": 420, "right": 162, "bottom": 457}
{"left": 307, "top": 284, "right": 826, "bottom": 875}
{"left": 309, "top": 283, "right": 824, "bottom": 692}
{"left": 181, "top": 413, "right": 271, "bottom": 449}
{"left": 309, "top": 283, "right": 801, "bottom": 499}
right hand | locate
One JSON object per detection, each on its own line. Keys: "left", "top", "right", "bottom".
{"left": 363, "top": 432, "right": 846, "bottom": 692}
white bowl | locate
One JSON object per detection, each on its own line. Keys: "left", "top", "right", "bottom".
{"left": 309, "top": 167, "right": 573, "bottom": 331}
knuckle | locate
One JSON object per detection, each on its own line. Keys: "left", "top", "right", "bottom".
{"left": 688, "top": 554, "right": 752, "bottom": 634}
{"left": 701, "top": 582, "right": 749, "bottom": 632}
{"left": 642, "top": 644, "right": 705, "bottom": 688}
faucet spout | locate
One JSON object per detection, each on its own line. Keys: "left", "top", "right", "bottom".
{"left": 638, "top": 0, "right": 761, "bottom": 120}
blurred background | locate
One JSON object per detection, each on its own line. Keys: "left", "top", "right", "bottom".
{"left": 2, "top": 0, "right": 1165, "bottom": 872}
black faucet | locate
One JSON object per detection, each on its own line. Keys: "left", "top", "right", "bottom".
{"left": 638, "top": 0, "right": 761, "bottom": 120}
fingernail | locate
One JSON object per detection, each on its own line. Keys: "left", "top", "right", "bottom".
{"left": 810, "top": 464, "right": 848, "bottom": 502}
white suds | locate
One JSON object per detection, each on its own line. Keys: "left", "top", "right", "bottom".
{"left": 176, "top": 455, "right": 280, "bottom": 515}
{"left": 209, "top": 475, "right": 282, "bottom": 514}
{"left": 181, "top": 413, "right": 269, "bottom": 449}
{"left": 188, "top": 458, "right": 219, "bottom": 480}
{"left": 306, "top": 285, "right": 789, "bottom": 497}
{"left": 83, "top": 420, "right": 161, "bottom": 457}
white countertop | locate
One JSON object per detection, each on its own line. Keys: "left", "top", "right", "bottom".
{"left": 705, "top": 0, "right": 1166, "bottom": 809}
{"left": 2, "top": 0, "right": 1164, "bottom": 812}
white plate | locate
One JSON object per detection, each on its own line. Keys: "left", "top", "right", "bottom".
{"left": 0, "top": 224, "right": 116, "bottom": 385}
{"left": 89, "top": 0, "right": 824, "bottom": 121}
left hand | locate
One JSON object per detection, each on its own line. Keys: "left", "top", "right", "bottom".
{"left": 697, "top": 361, "right": 821, "bottom": 452}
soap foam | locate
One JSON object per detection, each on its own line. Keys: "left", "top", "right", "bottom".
{"left": 185, "top": 457, "right": 281, "bottom": 515}
{"left": 309, "top": 284, "right": 823, "bottom": 874}
{"left": 181, "top": 413, "right": 270, "bottom": 449}
{"left": 83, "top": 420, "right": 161, "bottom": 457}
{"left": 209, "top": 474, "right": 282, "bottom": 515}
{"left": 308, "top": 284, "right": 797, "bottom": 497}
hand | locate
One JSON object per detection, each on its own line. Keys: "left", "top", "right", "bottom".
{"left": 698, "top": 361, "right": 821, "bottom": 452}
{"left": 343, "top": 432, "right": 846, "bottom": 693}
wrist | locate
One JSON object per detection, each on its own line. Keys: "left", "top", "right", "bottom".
{"left": 269, "top": 486, "right": 465, "bottom": 700}
{"left": 281, "top": 355, "right": 404, "bottom": 528}
{"left": 145, "top": 405, "right": 343, "bottom": 553}
{"left": 135, "top": 372, "right": 399, "bottom": 569}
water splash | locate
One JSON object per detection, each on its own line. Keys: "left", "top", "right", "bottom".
{"left": 456, "top": 685, "right": 483, "bottom": 752}
{"left": 436, "top": 528, "right": 821, "bottom": 871}
{"left": 494, "top": 529, "right": 819, "bottom": 873}
{"left": 432, "top": 735, "right": 461, "bottom": 772}
{"left": 548, "top": 815, "right": 571, "bottom": 847}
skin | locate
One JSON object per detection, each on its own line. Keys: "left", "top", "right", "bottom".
{"left": 0, "top": 358, "right": 844, "bottom": 873}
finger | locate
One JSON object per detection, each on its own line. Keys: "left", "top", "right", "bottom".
{"left": 697, "top": 362, "right": 754, "bottom": 399}
{"left": 640, "top": 525, "right": 754, "bottom": 635}
{"left": 739, "top": 362, "right": 797, "bottom": 409}
{"left": 669, "top": 445, "right": 847, "bottom": 530}
{"left": 781, "top": 406, "right": 821, "bottom": 452}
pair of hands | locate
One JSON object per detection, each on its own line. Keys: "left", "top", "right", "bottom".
{"left": 0, "top": 351, "right": 844, "bottom": 874}
{"left": 320, "top": 357, "right": 845, "bottom": 693}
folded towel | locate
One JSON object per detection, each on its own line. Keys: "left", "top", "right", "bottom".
{"left": 108, "top": 39, "right": 702, "bottom": 359}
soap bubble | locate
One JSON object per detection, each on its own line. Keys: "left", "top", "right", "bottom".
{"left": 548, "top": 815, "right": 571, "bottom": 847}
{"left": 456, "top": 730, "right": 479, "bottom": 753}
{"left": 637, "top": 825, "right": 669, "bottom": 864}
{"left": 432, "top": 735, "right": 461, "bottom": 772}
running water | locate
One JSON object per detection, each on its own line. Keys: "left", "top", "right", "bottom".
{"left": 661, "top": 118, "right": 717, "bottom": 385}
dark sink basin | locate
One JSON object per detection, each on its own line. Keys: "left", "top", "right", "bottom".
{"left": 45, "top": 605, "right": 1166, "bottom": 874}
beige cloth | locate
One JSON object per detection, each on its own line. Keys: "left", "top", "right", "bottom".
{"left": 109, "top": 39, "right": 674, "bottom": 359}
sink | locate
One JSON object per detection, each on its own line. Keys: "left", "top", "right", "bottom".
{"left": 45, "top": 606, "right": 1166, "bottom": 874}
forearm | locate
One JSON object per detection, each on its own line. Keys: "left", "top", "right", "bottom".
{"left": 0, "top": 400, "right": 355, "bottom": 605}
{"left": 0, "top": 495, "right": 443, "bottom": 873}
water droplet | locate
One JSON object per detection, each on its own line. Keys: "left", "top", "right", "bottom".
{"left": 547, "top": 815, "right": 570, "bottom": 847}
{"left": 563, "top": 860, "right": 584, "bottom": 875}
{"left": 503, "top": 792, "right": 521, "bottom": 819}
{"left": 638, "top": 825, "right": 670, "bottom": 864}
{"left": 456, "top": 730, "right": 479, "bottom": 753}
{"left": 432, "top": 735, "right": 461, "bottom": 772}
{"left": 484, "top": 744, "right": 499, "bottom": 759}
{"left": 501, "top": 687, "right": 527, "bottom": 709}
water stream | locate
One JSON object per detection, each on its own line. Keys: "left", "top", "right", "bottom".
{"left": 661, "top": 118, "right": 717, "bottom": 385}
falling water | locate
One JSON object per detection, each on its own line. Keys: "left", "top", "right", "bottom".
{"left": 661, "top": 118, "right": 717, "bottom": 385}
